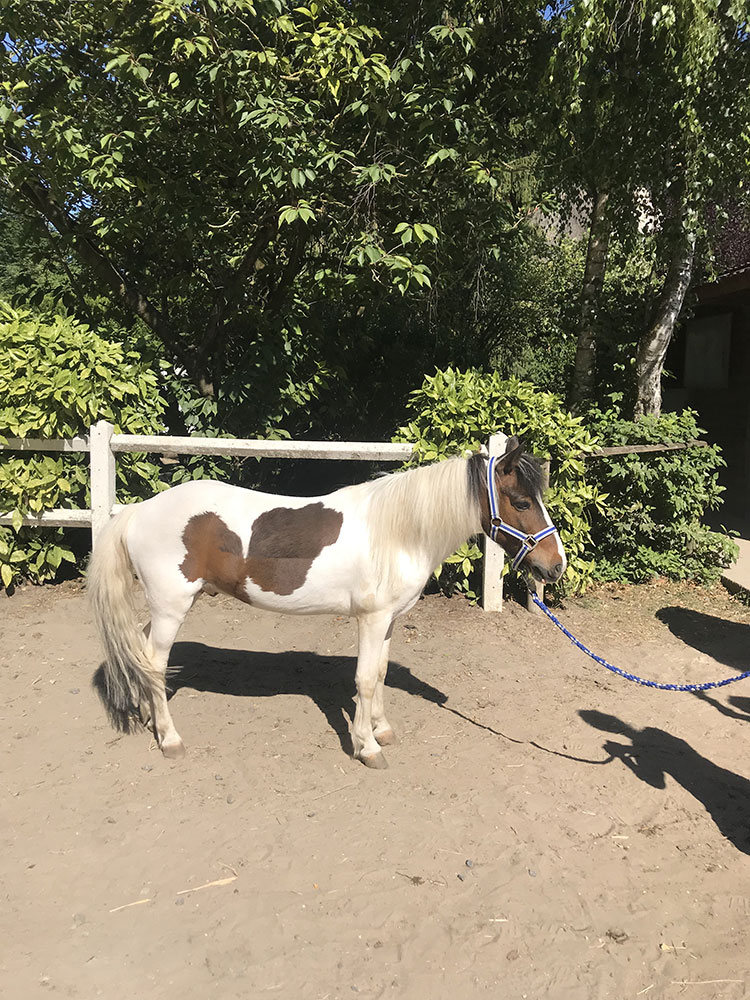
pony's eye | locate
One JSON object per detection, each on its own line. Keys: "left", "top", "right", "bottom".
{"left": 512, "top": 500, "right": 531, "bottom": 511}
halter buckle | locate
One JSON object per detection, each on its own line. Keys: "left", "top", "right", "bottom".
{"left": 524, "top": 534, "right": 538, "bottom": 551}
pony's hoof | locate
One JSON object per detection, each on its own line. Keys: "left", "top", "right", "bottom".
{"left": 161, "top": 738, "right": 186, "bottom": 759}
{"left": 374, "top": 728, "right": 397, "bottom": 747}
{"left": 359, "top": 751, "right": 388, "bottom": 769}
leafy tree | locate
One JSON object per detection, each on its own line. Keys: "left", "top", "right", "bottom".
{"left": 0, "top": 204, "right": 82, "bottom": 310}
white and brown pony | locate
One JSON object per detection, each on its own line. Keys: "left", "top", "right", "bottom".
{"left": 89, "top": 436, "right": 565, "bottom": 768}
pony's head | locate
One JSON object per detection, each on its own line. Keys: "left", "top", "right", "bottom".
{"left": 480, "top": 436, "right": 566, "bottom": 585}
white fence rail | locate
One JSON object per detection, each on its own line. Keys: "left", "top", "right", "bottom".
{"left": 0, "top": 420, "right": 507, "bottom": 611}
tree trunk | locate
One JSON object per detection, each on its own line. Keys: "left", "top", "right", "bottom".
{"left": 634, "top": 224, "right": 695, "bottom": 419}
{"left": 569, "top": 189, "right": 611, "bottom": 410}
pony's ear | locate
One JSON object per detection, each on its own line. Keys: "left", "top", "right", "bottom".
{"left": 500, "top": 436, "right": 524, "bottom": 475}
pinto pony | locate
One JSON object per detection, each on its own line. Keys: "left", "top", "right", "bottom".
{"left": 89, "top": 436, "right": 565, "bottom": 768}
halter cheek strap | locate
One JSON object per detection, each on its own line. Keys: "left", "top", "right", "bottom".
{"left": 486, "top": 456, "right": 559, "bottom": 571}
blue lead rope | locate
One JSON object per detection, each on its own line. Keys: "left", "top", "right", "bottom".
{"left": 530, "top": 592, "right": 750, "bottom": 692}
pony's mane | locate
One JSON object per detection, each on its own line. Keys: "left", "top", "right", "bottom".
{"left": 360, "top": 455, "right": 480, "bottom": 578}
{"left": 354, "top": 448, "right": 545, "bottom": 586}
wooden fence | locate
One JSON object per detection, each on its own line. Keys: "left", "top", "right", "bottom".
{"left": 0, "top": 422, "right": 511, "bottom": 611}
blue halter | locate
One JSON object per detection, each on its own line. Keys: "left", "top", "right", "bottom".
{"left": 486, "top": 455, "right": 559, "bottom": 571}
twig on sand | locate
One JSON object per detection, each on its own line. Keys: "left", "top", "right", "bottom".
{"left": 311, "top": 782, "right": 355, "bottom": 801}
{"left": 109, "top": 898, "right": 151, "bottom": 913}
{"left": 671, "top": 981, "right": 744, "bottom": 987}
{"left": 636, "top": 986, "right": 654, "bottom": 996}
{"left": 176, "top": 876, "right": 237, "bottom": 895}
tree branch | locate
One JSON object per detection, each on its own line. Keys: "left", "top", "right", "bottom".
{"left": 194, "top": 216, "right": 278, "bottom": 369}
{"left": 264, "top": 228, "right": 310, "bottom": 317}
{"left": 4, "top": 146, "right": 215, "bottom": 395}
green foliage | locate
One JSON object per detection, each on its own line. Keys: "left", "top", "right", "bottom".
{"left": 541, "top": 0, "right": 750, "bottom": 415}
{"left": 0, "top": 209, "right": 80, "bottom": 312}
{"left": 596, "top": 238, "right": 660, "bottom": 388}
{"left": 3, "top": 2, "right": 749, "bottom": 429}
{"left": 587, "top": 405, "right": 737, "bottom": 584}
{"left": 394, "top": 368, "right": 606, "bottom": 596}
{"left": 0, "top": 301, "right": 167, "bottom": 589}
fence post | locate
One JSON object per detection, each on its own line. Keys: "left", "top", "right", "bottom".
{"left": 526, "top": 458, "right": 551, "bottom": 613}
{"left": 90, "top": 421, "right": 116, "bottom": 549}
{"left": 482, "top": 432, "right": 508, "bottom": 612}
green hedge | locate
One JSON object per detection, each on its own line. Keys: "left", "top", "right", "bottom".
{"left": 2, "top": 336, "right": 736, "bottom": 596}
{"left": 0, "top": 302, "right": 167, "bottom": 588}
{"left": 587, "top": 407, "right": 737, "bottom": 584}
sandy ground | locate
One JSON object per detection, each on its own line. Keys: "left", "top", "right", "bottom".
{"left": 3, "top": 579, "right": 750, "bottom": 1000}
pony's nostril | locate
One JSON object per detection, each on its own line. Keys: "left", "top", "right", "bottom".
{"left": 552, "top": 563, "right": 563, "bottom": 580}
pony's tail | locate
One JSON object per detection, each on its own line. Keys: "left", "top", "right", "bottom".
{"left": 88, "top": 505, "right": 154, "bottom": 732}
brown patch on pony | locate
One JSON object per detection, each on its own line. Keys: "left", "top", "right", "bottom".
{"left": 246, "top": 503, "right": 343, "bottom": 595}
{"left": 179, "top": 512, "right": 252, "bottom": 603}
{"left": 179, "top": 504, "right": 343, "bottom": 599}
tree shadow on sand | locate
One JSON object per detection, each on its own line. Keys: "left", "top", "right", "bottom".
{"left": 164, "top": 643, "right": 447, "bottom": 756}
{"left": 580, "top": 709, "right": 750, "bottom": 855}
{"left": 655, "top": 606, "right": 750, "bottom": 670}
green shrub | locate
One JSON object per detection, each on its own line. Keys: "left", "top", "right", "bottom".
{"left": 0, "top": 301, "right": 167, "bottom": 589}
{"left": 394, "top": 368, "right": 607, "bottom": 596}
{"left": 587, "top": 406, "right": 737, "bottom": 584}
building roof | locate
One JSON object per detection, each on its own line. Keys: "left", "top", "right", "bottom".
{"left": 697, "top": 206, "right": 750, "bottom": 302}
{"left": 714, "top": 207, "right": 750, "bottom": 280}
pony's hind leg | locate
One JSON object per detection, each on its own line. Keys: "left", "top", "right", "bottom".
{"left": 352, "top": 614, "right": 392, "bottom": 769}
{"left": 142, "top": 596, "right": 194, "bottom": 758}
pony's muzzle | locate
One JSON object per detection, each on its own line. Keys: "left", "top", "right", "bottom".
{"left": 529, "top": 560, "right": 564, "bottom": 584}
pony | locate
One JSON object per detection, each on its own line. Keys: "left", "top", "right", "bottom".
{"left": 89, "top": 436, "right": 565, "bottom": 768}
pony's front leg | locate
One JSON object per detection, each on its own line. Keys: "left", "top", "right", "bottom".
{"left": 371, "top": 623, "right": 396, "bottom": 747}
{"left": 352, "top": 614, "right": 392, "bottom": 769}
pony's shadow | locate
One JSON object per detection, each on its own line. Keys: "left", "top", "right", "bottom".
{"left": 580, "top": 709, "right": 750, "bottom": 855}
{"left": 165, "top": 642, "right": 447, "bottom": 756}
{"left": 655, "top": 606, "right": 750, "bottom": 670}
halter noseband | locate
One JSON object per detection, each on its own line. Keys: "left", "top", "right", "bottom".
{"left": 486, "top": 455, "right": 559, "bottom": 571}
